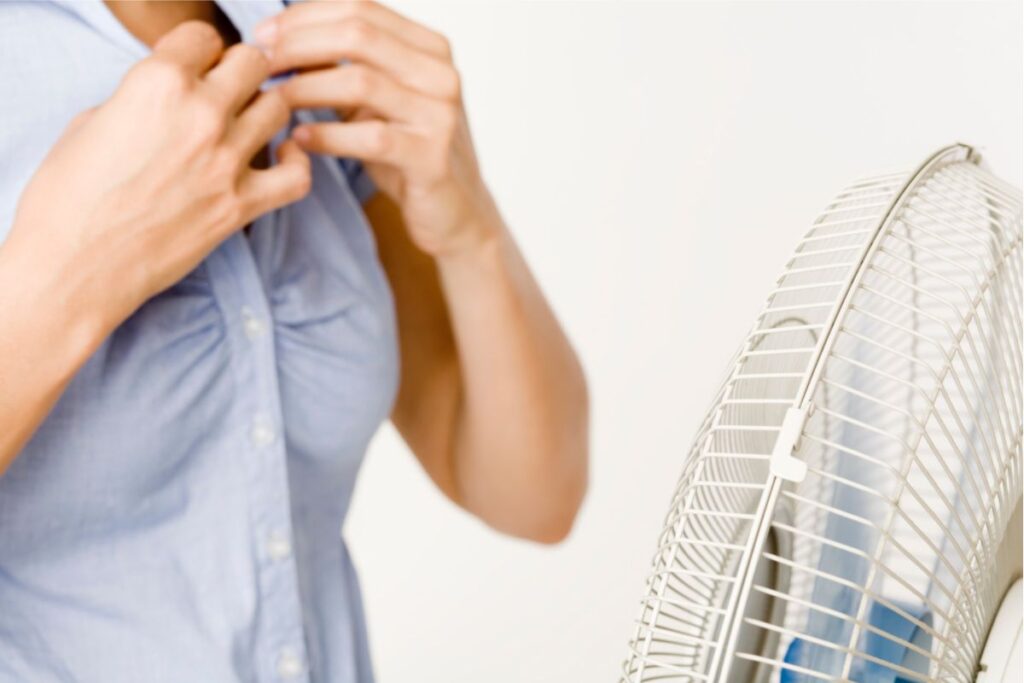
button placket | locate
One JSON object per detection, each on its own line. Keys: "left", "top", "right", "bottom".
{"left": 206, "top": 224, "right": 311, "bottom": 683}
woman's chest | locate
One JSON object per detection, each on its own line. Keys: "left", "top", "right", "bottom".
{"left": 0, "top": 1, "right": 400, "bottom": 533}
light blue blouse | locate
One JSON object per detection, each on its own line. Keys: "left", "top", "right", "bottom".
{"left": 0, "top": 2, "right": 399, "bottom": 681}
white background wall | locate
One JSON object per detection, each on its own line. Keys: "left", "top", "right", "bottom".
{"left": 346, "top": 2, "right": 1023, "bottom": 681}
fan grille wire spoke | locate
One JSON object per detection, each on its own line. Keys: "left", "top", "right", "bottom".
{"left": 620, "top": 144, "right": 1024, "bottom": 682}
{"left": 837, "top": 307, "right": 1011, "bottom": 493}
{"left": 831, "top": 237, "right": 1024, "bottom": 626}
{"left": 757, "top": 550, "right": 972, "bottom": 679}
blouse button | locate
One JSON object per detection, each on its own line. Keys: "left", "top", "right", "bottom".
{"left": 266, "top": 530, "right": 292, "bottom": 561}
{"left": 241, "top": 306, "right": 267, "bottom": 339}
{"left": 250, "top": 418, "right": 276, "bottom": 447}
{"left": 276, "top": 648, "right": 304, "bottom": 679}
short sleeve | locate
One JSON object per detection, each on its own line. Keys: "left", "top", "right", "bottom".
{"left": 337, "top": 157, "right": 378, "bottom": 205}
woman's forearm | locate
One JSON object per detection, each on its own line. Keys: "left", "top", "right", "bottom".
{"left": 435, "top": 215, "right": 589, "bottom": 543}
{"left": 0, "top": 242, "right": 106, "bottom": 474}
{"left": 0, "top": 23, "right": 313, "bottom": 476}
{"left": 256, "top": 0, "right": 589, "bottom": 541}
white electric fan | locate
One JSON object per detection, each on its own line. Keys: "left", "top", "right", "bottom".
{"left": 621, "top": 143, "right": 1022, "bottom": 682}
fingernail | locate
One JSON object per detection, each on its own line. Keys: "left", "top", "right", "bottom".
{"left": 253, "top": 19, "right": 278, "bottom": 46}
{"left": 292, "top": 127, "right": 310, "bottom": 143}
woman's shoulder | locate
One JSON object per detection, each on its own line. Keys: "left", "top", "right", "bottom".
{"left": 2, "top": 2, "right": 120, "bottom": 56}
{"left": 1, "top": 1, "right": 138, "bottom": 103}
{"left": 0, "top": 1, "right": 139, "bottom": 238}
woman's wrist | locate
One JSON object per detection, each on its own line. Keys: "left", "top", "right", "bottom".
{"left": 431, "top": 189, "right": 507, "bottom": 272}
{"left": 433, "top": 218, "right": 503, "bottom": 272}
{"left": 0, "top": 238, "right": 112, "bottom": 383}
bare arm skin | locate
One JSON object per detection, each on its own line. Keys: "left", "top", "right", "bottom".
{"left": 0, "top": 21, "right": 311, "bottom": 474}
{"left": 364, "top": 192, "right": 589, "bottom": 544}
{"left": 0, "top": 247, "right": 101, "bottom": 474}
{"left": 263, "top": 0, "right": 590, "bottom": 543}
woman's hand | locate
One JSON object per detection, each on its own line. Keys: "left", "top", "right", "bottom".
{"left": 0, "top": 21, "right": 312, "bottom": 472}
{"left": 256, "top": 0, "right": 500, "bottom": 258}
{"left": 4, "top": 21, "right": 311, "bottom": 338}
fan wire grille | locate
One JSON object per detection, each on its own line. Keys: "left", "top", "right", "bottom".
{"left": 621, "top": 144, "right": 1023, "bottom": 683}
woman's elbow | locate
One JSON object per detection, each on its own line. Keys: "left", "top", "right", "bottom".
{"left": 525, "top": 414, "right": 590, "bottom": 545}
{"left": 542, "top": 371, "right": 590, "bottom": 543}
{"left": 473, "top": 371, "right": 591, "bottom": 544}
{"left": 528, "top": 490, "right": 586, "bottom": 545}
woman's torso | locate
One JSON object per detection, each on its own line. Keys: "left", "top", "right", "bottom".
{"left": 0, "top": 2, "right": 398, "bottom": 681}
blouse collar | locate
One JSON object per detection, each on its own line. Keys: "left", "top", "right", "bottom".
{"left": 53, "top": 0, "right": 286, "bottom": 58}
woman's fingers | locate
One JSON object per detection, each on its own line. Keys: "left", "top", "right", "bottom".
{"left": 151, "top": 20, "right": 224, "bottom": 75}
{"left": 237, "top": 139, "right": 312, "bottom": 222}
{"left": 224, "top": 90, "right": 290, "bottom": 162}
{"left": 265, "top": 20, "right": 458, "bottom": 99}
{"left": 278, "top": 63, "right": 445, "bottom": 126}
{"left": 293, "top": 121, "right": 430, "bottom": 171}
{"left": 204, "top": 43, "right": 271, "bottom": 113}
{"left": 263, "top": 0, "right": 451, "bottom": 59}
